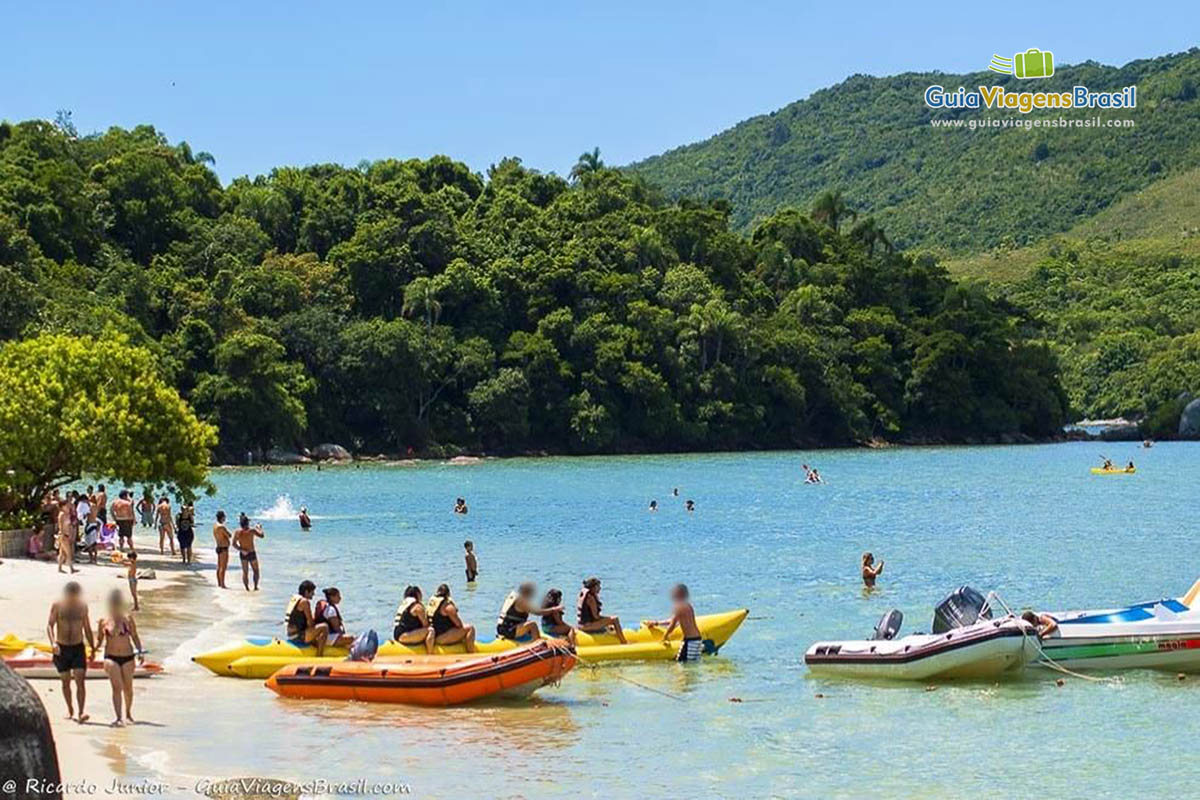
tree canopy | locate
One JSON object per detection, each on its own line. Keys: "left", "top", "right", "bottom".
{"left": 0, "top": 120, "right": 1070, "bottom": 460}
{"left": 0, "top": 333, "right": 216, "bottom": 517}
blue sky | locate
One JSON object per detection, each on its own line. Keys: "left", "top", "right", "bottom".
{"left": 3, "top": 1, "right": 1193, "bottom": 182}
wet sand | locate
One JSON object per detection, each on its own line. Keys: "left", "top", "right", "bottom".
{"left": 0, "top": 532, "right": 222, "bottom": 798}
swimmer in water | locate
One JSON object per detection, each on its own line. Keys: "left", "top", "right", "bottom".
{"left": 464, "top": 540, "right": 478, "bottom": 583}
{"left": 862, "top": 552, "right": 884, "bottom": 588}
{"left": 454, "top": 497, "right": 469, "bottom": 515}
{"left": 649, "top": 500, "right": 658, "bottom": 512}
{"left": 685, "top": 499, "right": 695, "bottom": 512}
{"left": 298, "top": 506, "right": 311, "bottom": 530}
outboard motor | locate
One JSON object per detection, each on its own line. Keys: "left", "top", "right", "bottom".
{"left": 871, "top": 609, "right": 903, "bottom": 641}
{"left": 348, "top": 629, "right": 380, "bottom": 662}
{"left": 932, "top": 586, "right": 991, "bottom": 634}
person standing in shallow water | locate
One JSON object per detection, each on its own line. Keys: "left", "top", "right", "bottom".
{"left": 862, "top": 552, "right": 884, "bottom": 588}
{"left": 454, "top": 497, "right": 468, "bottom": 514}
{"left": 212, "top": 511, "right": 233, "bottom": 589}
{"left": 299, "top": 506, "right": 312, "bottom": 530}
{"left": 233, "top": 514, "right": 264, "bottom": 591}
{"left": 96, "top": 588, "right": 143, "bottom": 727}
{"left": 463, "top": 540, "right": 478, "bottom": 583}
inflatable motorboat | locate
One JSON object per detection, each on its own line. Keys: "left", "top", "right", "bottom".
{"left": 805, "top": 587, "right": 1039, "bottom": 681}
{"left": 1035, "top": 579, "right": 1200, "bottom": 672}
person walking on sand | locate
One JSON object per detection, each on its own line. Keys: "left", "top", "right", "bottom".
{"left": 96, "top": 588, "right": 143, "bottom": 727}
{"left": 175, "top": 502, "right": 195, "bottom": 565}
{"left": 126, "top": 552, "right": 140, "bottom": 611}
{"left": 862, "top": 552, "right": 884, "bottom": 588}
{"left": 47, "top": 582, "right": 94, "bottom": 722}
{"left": 233, "top": 513, "right": 264, "bottom": 591}
{"left": 112, "top": 489, "right": 136, "bottom": 552}
{"left": 136, "top": 491, "right": 154, "bottom": 528}
{"left": 213, "top": 511, "right": 233, "bottom": 588}
{"left": 155, "top": 496, "right": 175, "bottom": 555}
{"left": 56, "top": 497, "right": 76, "bottom": 574}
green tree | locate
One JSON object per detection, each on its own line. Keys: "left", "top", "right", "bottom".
{"left": 570, "top": 147, "right": 604, "bottom": 182}
{"left": 0, "top": 333, "right": 216, "bottom": 516}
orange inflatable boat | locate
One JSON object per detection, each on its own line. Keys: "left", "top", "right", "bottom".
{"left": 264, "top": 638, "right": 575, "bottom": 706}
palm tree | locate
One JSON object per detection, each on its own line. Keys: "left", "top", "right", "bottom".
{"left": 850, "top": 217, "right": 893, "bottom": 256}
{"left": 570, "top": 147, "right": 604, "bottom": 182}
{"left": 811, "top": 190, "right": 856, "bottom": 232}
{"left": 402, "top": 277, "right": 442, "bottom": 331}
{"left": 686, "top": 299, "right": 745, "bottom": 370}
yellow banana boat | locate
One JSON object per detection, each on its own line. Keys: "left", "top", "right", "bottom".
{"left": 0, "top": 634, "right": 52, "bottom": 655}
{"left": 194, "top": 608, "right": 749, "bottom": 677}
{"left": 1090, "top": 467, "right": 1136, "bottom": 474}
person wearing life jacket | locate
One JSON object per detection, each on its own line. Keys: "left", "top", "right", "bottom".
{"left": 538, "top": 588, "right": 576, "bottom": 646}
{"left": 285, "top": 580, "right": 330, "bottom": 655}
{"left": 393, "top": 585, "right": 435, "bottom": 653}
{"left": 496, "top": 582, "right": 560, "bottom": 642}
{"left": 576, "top": 577, "right": 627, "bottom": 644}
{"left": 313, "top": 587, "right": 354, "bottom": 648}
{"left": 427, "top": 584, "right": 476, "bottom": 652}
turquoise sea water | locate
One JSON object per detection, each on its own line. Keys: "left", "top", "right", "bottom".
{"left": 128, "top": 442, "right": 1194, "bottom": 798}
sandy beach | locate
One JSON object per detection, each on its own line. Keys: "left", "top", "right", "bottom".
{"left": 0, "top": 532, "right": 219, "bottom": 799}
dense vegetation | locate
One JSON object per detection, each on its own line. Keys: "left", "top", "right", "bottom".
{"left": 629, "top": 50, "right": 1200, "bottom": 255}
{"left": 0, "top": 120, "right": 1069, "bottom": 459}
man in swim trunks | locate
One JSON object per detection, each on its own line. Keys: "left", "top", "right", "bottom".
{"left": 212, "top": 511, "right": 233, "bottom": 589}
{"left": 646, "top": 583, "right": 703, "bottom": 662}
{"left": 47, "top": 581, "right": 95, "bottom": 722}
{"left": 233, "top": 514, "right": 264, "bottom": 591}
{"left": 111, "top": 489, "right": 136, "bottom": 553}
{"left": 94, "top": 484, "right": 108, "bottom": 525}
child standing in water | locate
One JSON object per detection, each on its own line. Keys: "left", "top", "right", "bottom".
{"left": 647, "top": 584, "right": 703, "bottom": 662}
{"left": 464, "top": 541, "right": 478, "bottom": 583}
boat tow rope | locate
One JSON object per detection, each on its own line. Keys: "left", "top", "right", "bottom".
{"left": 986, "top": 592, "right": 1120, "bottom": 685}
{"left": 573, "top": 649, "right": 687, "bottom": 702}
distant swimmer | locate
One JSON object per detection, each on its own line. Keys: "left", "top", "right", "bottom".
{"left": 1143, "top": 440, "right": 1154, "bottom": 449}
{"left": 685, "top": 499, "right": 695, "bottom": 512}
{"left": 428, "top": 584, "right": 476, "bottom": 653}
{"left": 1021, "top": 610, "right": 1059, "bottom": 638}
{"left": 464, "top": 540, "right": 478, "bottom": 583}
{"left": 285, "top": 580, "right": 329, "bottom": 655}
{"left": 454, "top": 497, "right": 469, "bottom": 515}
{"left": 298, "top": 506, "right": 312, "bottom": 531}
{"left": 233, "top": 513, "right": 264, "bottom": 591}
{"left": 1127, "top": 461, "right": 1135, "bottom": 471}
{"left": 649, "top": 500, "right": 658, "bottom": 512}
{"left": 862, "top": 552, "right": 884, "bottom": 588}
{"left": 646, "top": 583, "right": 703, "bottom": 662}
{"left": 393, "top": 585, "right": 435, "bottom": 653}
{"left": 672, "top": 488, "right": 679, "bottom": 497}
{"left": 576, "top": 577, "right": 628, "bottom": 644}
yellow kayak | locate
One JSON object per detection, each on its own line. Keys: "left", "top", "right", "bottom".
{"left": 0, "top": 634, "right": 52, "bottom": 655}
{"left": 195, "top": 608, "right": 749, "bottom": 677}
{"left": 1091, "top": 467, "right": 1136, "bottom": 474}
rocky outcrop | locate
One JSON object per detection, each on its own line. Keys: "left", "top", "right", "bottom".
{"left": 311, "top": 443, "right": 352, "bottom": 461}
{"left": 265, "top": 447, "right": 312, "bottom": 465}
{"left": 0, "top": 661, "right": 61, "bottom": 799}
{"left": 1180, "top": 398, "right": 1200, "bottom": 438}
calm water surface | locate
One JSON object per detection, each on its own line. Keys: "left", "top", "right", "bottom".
{"left": 128, "top": 442, "right": 1195, "bottom": 798}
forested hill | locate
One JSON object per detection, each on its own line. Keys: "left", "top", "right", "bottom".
{"left": 0, "top": 120, "right": 1068, "bottom": 459}
{"left": 628, "top": 49, "right": 1200, "bottom": 255}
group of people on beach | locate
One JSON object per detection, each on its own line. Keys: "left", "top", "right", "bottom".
{"left": 34, "top": 486, "right": 198, "bottom": 573}
{"left": 45, "top": 582, "right": 144, "bottom": 727}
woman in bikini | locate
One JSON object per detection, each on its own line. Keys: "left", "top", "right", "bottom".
{"left": 95, "top": 588, "right": 143, "bottom": 727}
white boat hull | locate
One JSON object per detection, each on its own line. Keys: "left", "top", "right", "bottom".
{"left": 805, "top": 618, "right": 1037, "bottom": 681}
{"left": 1036, "top": 596, "right": 1200, "bottom": 672}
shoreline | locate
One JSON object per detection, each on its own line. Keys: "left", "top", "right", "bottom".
{"left": 212, "top": 431, "right": 1131, "bottom": 469}
{"left": 0, "top": 533, "right": 224, "bottom": 799}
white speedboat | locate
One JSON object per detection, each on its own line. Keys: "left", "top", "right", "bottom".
{"left": 805, "top": 588, "right": 1039, "bottom": 681}
{"left": 1036, "top": 579, "right": 1200, "bottom": 672}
